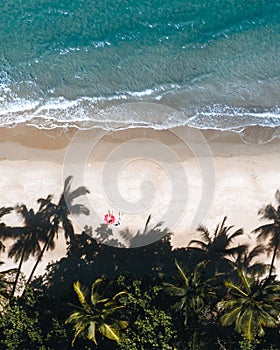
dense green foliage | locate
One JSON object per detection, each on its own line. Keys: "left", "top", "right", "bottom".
{"left": 117, "top": 275, "right": 177, "bottom": 349}
{"left": 66, "top": 278, "right": 127, "bottom": 346}
{"left": 163, "top": 260, "right": 218, "bottom": 327}
{"left": 0, "top": 181, "right": 280, "bottom": 349}
{"left": 0, "top": 287, "right": 68, "bottom": 350}
{"left": 219, "top": 269, "right": 280, "bottom": 349}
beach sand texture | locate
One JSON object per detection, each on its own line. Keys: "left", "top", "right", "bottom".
{"left": 0, "top": 125, "right": 279, "bottom": 276}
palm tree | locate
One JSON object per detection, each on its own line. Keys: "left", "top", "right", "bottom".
{"left": 57, "top": 176, "right": 90, "bottom": 243}
{"left": 0, "top": 206, "right": 14, "bottom": 253}
{"left": 252, "top": 189, "right": 280, "bottom": 278}
{"left": 218, "top": 269, "right": 280, "bottom": 347}
{"left": 233, "top": 245, "right": 268, "bottom": 276}
{"left": 8, "top": 204, "right": 47, "bottom": 299}
{"left": 188, "top": 217, "right": 247, "bottom": 274}
{"left": 26, "top": 176, "right": 90, "bottom": 284}
{"left": 66, "top": 278, "right": 127, "bottom": 346}
{"left": 163, "top": 260, "right": 217, "bottom": 327}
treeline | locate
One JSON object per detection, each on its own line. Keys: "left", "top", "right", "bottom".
{"left": 0, "top": 177, "right": 280, "bottom": 349}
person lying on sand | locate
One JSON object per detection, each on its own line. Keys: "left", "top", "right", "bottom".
{"left": 114, "top": 212, "right": 122, "bottom": 226}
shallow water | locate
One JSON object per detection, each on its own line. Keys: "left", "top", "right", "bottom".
{"left": 0, "top": 0, "right": 280, "bottom": 138}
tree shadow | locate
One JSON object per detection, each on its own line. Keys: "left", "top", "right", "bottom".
{"left": 119, "top": 215, "right": 170, "bottom": 248}
{"left": 38, "top": 223, "right": 176, "bottom": 297}
{"left": 86, "top": 215, "right": 171, "bottom": 249}
{"left": 86, "top": 224, "right": 125, "bottom": 248}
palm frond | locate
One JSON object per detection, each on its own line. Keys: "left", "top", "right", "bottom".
{"left": 112, "top": 291, "right": 127, "bottom": 300}
{"left": 37, "top": 195, "right": 54, "bottom": 210}
{"left": 119, "top": 228, "right": 133, "bottom": 243}
{"left": 214, "top": 217, "right": 228, "bottom": 238}
{"left": 226, "top": 245, "right": 248, "bottom": 256}
{"left": 196, "top": 225, "right": 211, "bottom": 243}
{"left": 143, "top": 215, "right": 151, "bottom": 234}
{"left": 162, "top": 282, "right": 186, "bottom": 297}
{"left": 275, "top": 190, "right": 280, "bottom": 204}
{"left": 220, "top": 216, "right": 227, "bottom": 229}
{"left": 253, "top": 223, "right": 274, "bottom": 240}
{"left": 258, "top": 205, "right": 277, "bottom": 221}
{"left": 62, "top": 217, "right": 74, "bottom": 240}
{"left": 237, "top": 269, "right": 251, "bottom": 294}
{"left": 0, "top": 207, "right": 13, "bottom": 218}
{"left": 90, "top": 278, "right": 104, "bottom": 305}
{"left": 87, "top": 321, "right": 97, "bottom": 345}
{"left": 175, "top": 260, "right": 189, "bottom": 287}
{"left": 68, "top": 187, "right": 90, "bottom": 202}
{"left": 15, "top": 204, "right": 31, "bottom": 223}
{"left": 65, "top": 311, "right": 85, "bottom": 324}
{"left": 248, "top": 245, "right": 265, "bottom": 259}
{"left": 0, "top": 241, "right": 5, "bottom": 253}
{"left": 228, "top": 228, "right": 244, "bottom": 241}
{"left": 63, "top": 176, "right": 73, "bottom": 196}
{"left": 188, "top": 240, "right": 207, "bottom": 250}
{"left": 69, "top": 204, "right": 90, "bottom": 216}
{"left": 220, "top": 306, "right": 242, "bottom": 326}
{"left": 8, "top": 240, "right": 25, "bottom": 261}
{"left": 73, "top": 281, "right": 91, "bottom": 312}
{"left": 72, "top": 323, "right": 86, "bottom": 347}
{"left": 224, "top": 280, "right": 248, "bottom": 297}
{"left": 99, "top": 323, "right": 120, "bottom": 343}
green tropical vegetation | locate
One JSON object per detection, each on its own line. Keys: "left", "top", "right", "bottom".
{"left": 163, "top": 260, "right": 217, "bottom": 327}
{"left": 219, "top": 269, "right": 280, "bottom": 349}
{"left": 66, "top": 278, "right": 127, "bottom": 346}
{"left": 252, "top": 190, "right": 280, "bottom": 278}
{"left": 0, "top": 179, "right": 279, "bottom": 349}
{"left": 188, "top": 217, "right": 247, "bottom": 275}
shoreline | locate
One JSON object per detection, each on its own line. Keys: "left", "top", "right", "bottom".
{"left": 0, "top": 124, "right": 280, "bottom": 276}
{"left": 1, "top": 124, "right": 280, "bottom": 159}
{"left": 1, "top": 122, "right": 280, "bottom": 143}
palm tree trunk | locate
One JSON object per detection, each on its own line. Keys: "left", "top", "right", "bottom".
{"left": 268, "top": 244, "right": 278, "bottom": 278}
{"left": 26, "top": 241, "right": 48, "bottom": 285}
{"left": 10, "top": 247, "right": 25, "bottom": 300}
{"left": 26, "top": 230, "right": 54, "bottom": 285}
{"left": 268, "top": 230, "right": 280, "bottom": 278}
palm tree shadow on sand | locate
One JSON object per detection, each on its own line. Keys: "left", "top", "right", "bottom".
{"left": 38, "top": 217, "right": 174, "bottom": 297}
{"left": 85, "top": 224, "right": 125, "bottom": 248}
{"left": 118, "top": 215, "right": 170, "bottom": 248}
{"left": 87, "top": 215, "right": 170, "bottom": 249}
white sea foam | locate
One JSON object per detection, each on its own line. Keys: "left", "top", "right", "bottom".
{"left": 0, "top": 94, "right": 279, "bottom": 135}
{"left": 0, "top": 69, "right": 280, "bottom": 145}
{"left": 127, "top": 89, "right": 155, "bottom": 97}
{"left": 34, "top": 98, "right": 79, "bottom": 113}
{"left": 0, "top": 100, "right": 40, "bottom": 116}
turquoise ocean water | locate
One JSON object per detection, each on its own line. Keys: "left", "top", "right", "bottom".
{"left": 0, "top": 0, "right": 280, "bottom": 138}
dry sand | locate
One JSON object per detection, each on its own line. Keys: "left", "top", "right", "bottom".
{"left": 0, "top": 125, "right": 279, "bottom": 277}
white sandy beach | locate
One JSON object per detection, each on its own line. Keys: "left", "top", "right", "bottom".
{"left": 0, "top": 125, "right": 279, "bottom": 277}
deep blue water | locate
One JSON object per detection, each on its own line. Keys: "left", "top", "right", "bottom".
{"left": 0, "top": 0, "right": 280, "bottom": 135}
